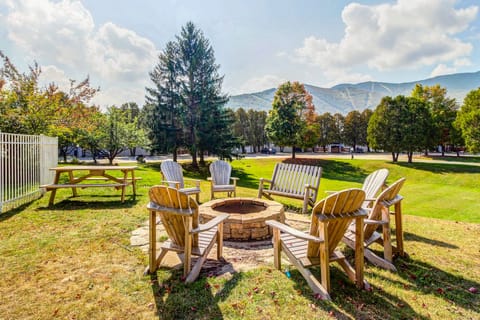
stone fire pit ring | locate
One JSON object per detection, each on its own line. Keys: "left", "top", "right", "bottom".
{"left": 200, "top": 197, "right": 285, "bottom": 241}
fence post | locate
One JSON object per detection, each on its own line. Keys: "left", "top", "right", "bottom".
{"left": 0, "top": 131, "right": 3, "bottom": 213}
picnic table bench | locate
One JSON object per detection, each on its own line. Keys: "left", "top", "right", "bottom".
{"left": 40, "top": 166, "right": 139, "bottom": 206}
{"left": 258, "top": 162, "right": 322, "bottom": 214}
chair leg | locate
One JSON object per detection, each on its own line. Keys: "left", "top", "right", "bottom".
{"left": 382, "top": 207, "right": 393, "bottom": 263}
{"left": 272, "top": 228, "right": 281, "bottom": 270}
{"left": 319, "top": 225, "right": 330, "bottom": 293}
{"left": 217, "top": 224, "right": 224, "bottom": 260}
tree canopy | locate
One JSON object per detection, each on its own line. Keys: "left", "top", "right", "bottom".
{"left": 265, "top": 81, "right": 314, "bottom": 158}
{"left": 456, "top": 87, "right": 480, "bottom": 153}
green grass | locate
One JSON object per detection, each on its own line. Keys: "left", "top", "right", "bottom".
{"left": 0, "top": 157, "right": 479, "bottom": 319}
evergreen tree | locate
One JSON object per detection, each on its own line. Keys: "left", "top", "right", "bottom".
{"left": 146, "top": 22, "right": 229, "bottom": 167}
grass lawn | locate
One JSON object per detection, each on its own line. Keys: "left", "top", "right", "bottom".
{"left": 0, "top": 156, "right": 479, "bottom": 319}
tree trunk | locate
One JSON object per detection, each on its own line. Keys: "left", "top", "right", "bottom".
{"left": 173, "top": 146, "right": 178, "bottom": 162}
{"left": 424, "top": 148, "right": 428, "bottom": 156}
{"left": 292, "top": 145, "right": 296, "bottom": 159}
{"left": 441, "top": 144, "right": 445, "bottom": 157}
{"left": 130, "top": 147, "right": 136, "bottom": 157}
{"left": 391, "top": 152, "right": 398, "bottom": 162}
{"left": 199, "top": 149, "right": 205, "bottom": 166}
{"left": 407, "top": 151, "right": 413, "bottom": 163}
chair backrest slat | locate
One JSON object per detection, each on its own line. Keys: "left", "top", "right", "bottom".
{"left": 308, "top": 188, "right": 366, "bottom": 257}
{"left": 362, "top": 169, "right": 389, "bottom": 200}
{"left": 149, "top": 185, "right": 199, "bottom": 247}
{"left": 210, "top": 160, "right": 232, "bottom": 185}
{"left": 270, "top": 163, "right": 322, "bottom": 197}
{"left": 161, "top": 160, "right": 185, "bottom": 188}
{"left": 364, "top": 178, "right": 406, "bottom": 239}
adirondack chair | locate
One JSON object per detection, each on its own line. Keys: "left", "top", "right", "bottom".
{"left": 361, "top": 168, "right": 389, "bottom": 207}
{"left": 326, "top": 168, "right": 389, "bottom": 208}
{"left": 258, "top": 163, "right": 322, "bottom": 214}
{"left": 208, "top": 160, "right": 239, "bottom": 199}
{"left": 161, "top": 160, "right": 201, "bottom": 203}
{"left": 146, "top": 186, "right": 229, "bottom": 283}
{"left": 266, "top": 189, "right": 369, "bottom": 300}
{"left": 343, "top": 178, "right": 406, "bottom": 271}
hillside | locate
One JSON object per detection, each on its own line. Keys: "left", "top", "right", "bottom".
{"left": 226, "top": 71, "right": 480, "bottom": 114}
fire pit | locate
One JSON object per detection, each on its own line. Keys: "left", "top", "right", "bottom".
{"left": 200, "top": 198, "right": 285, "bottom": 241}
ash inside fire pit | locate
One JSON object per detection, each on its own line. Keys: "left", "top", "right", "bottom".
{"left": 213, "top": 202, "right": 266, "bottom": 214}
{"left": 200, "top": 198, "right": 285, "bottom": 241}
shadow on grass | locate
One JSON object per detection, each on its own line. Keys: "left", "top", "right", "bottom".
{"left": 383, "top": 255, "right": 479, "bottom": 313}
{"left": 283, "top": 158, "right": 368, "bottom": 183}
{"left": 149, "top": 264, "right": 242, "bottom": 320}
{"left": 0, "top": 201, "right": 35, "bottom": 223}
{"left": 395, "top": 161, "right": 480, "bottom": 174}
{"left": 423, "top": 155, "right": 480, "bottom": 163}
{"left": 289, "top": 265, "right": 428, "bottom": 320}
{"left": 403, "top": 231, "right": 459, "bottom": 249}
{"left": 36, "top": 196, "right": 139, "bottom": 211}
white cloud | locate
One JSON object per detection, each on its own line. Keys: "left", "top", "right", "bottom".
{"left": 3, "top": 0, "right": 158, "bottom": 108}
{"left": 430, "top": 64, "right": 457, "bottom": 77}
{"left": 38, "top": 65, "right": 71, "bottom": 89}
{"left": 294, "top": 0, "right": 478, "bottom": 73}
{"left": 237, "top": 75, "right": 287, "bottom": 94}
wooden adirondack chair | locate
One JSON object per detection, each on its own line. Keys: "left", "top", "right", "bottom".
{"left": 326, "top": 168, "right": 389, "bottom": 208}
{"left": 208, "top": 160, "right": 239, "bottom": 199}
{"left": 343, "top": 178, "right": 406, "bottom": 272}
{"left": 146, "top": 186, "right": 229, "bottom": 283}
{"left": 266, "top": 189, "right": 369, "bottom": 300}
{"left": 161, "top": 160, "right": 201, "bottom": 203}
{"left": 258, "top": 163, "right": 322, "bottom": 214}
{"left": 362, "top": 168, "right": 389, "bottom": 207}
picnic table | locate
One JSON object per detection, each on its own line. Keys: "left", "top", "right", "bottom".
{"left": 41, "top": 166, "right": 139, "bottom": 206}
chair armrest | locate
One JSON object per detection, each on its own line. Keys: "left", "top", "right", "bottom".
{"left": 364, "top": 219, "right": 389, "bottom": 225}
{"left": 207, "top": 177, "right": 212, "bottom": 181}
{"left": 305, "top": 184, "right": 317, "bottom": 191}
{"left": 191, "top": 213, "right": 230, "bottom": 234}
{"left": 231, "top": 177, "right": 239, "bottom": 181}
{"left": 161, "top": 180, "right": 181, "bottom": 188}
{"left": 266, "top": 220, "right": 324, "bottom": 243}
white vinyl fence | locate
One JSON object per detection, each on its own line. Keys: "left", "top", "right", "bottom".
{"left": 0, "top": 133, "right": 58, "bottom": 213}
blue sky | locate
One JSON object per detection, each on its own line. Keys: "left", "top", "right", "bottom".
{"left": 1, "top": 0, "right": 479, "bottom": 108}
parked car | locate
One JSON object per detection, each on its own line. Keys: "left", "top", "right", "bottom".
{"left": 260, "top": 147, "right": 276, "bottom": 154}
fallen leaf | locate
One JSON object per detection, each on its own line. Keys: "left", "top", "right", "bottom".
{"left": 437, "top": 288, "right": 445, "bottom": 294}
{"left": 397, "top": 302, "right": 405, "bottom": 308}
{"left": 204, "top": 283, "right": 211, "bottom": 289}
{"left": 309, "top": 303, "right": 317, "bottom": 310}
{"left": 329, "top": 311, "right": 335, "bottom": 317}
{"left": 468, "top": 287, "right": 478, "bottom": 294}
{"left": 191, "top": 306, "right": 197, "bottom": 312}
{"left": 270, "top": 291, "right": 276, "bottom": 297}
{"left": 147, "top": 303, "right": 155, "bottom": 310}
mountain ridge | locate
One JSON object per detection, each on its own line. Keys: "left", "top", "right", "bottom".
{"left": 226, "top": 70, "right": 480, "bottom": 115}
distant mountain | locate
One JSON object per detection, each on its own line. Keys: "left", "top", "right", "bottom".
{"left": 226, "top": 71, "right": 480, "bottom": 115}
